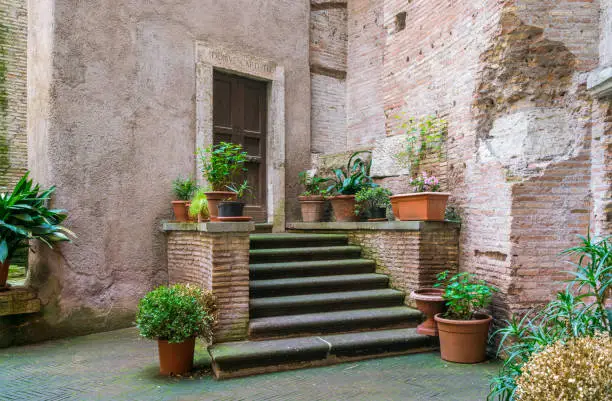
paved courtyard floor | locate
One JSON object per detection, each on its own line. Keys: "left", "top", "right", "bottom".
{"left": 0, "top": 328, "right": 500, "bottom": 400}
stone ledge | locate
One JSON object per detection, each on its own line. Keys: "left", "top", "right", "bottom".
{"left": 0, "top": 287, "right": 41, "bottom": 316}
{"left": 287, "top": 221, "right": 460, "bottom": 232}
{"left": 162, "top": 221, "right": 255, "bottom": 233}
{"left": 587, "top": 65, "right": 612, "bottom": 99}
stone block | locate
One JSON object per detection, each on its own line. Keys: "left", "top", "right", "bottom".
{"left": 0, "top": 288, "right": 41, "bottom": 316}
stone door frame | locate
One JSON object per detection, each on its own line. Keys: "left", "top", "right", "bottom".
{"left": 195, "top": 41, "right": 285, "bottom": 229}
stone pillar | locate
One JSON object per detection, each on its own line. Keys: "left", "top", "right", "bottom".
{"left": 163, "top": 222, "right": 253, "bottom": 343}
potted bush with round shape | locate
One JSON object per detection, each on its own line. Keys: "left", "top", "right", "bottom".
{"left": 391, "top": 172, "right": 450, "bottom": 221}
{"left": 172, "top": 177, "right": 197, "bottom": 222}
{"left": 297, "top": 170, "right": 331, "bottom": 222}
{"left": 197, "top": 142, "right": 247, "bottom": 221}
{"left": 433, "top": 271, "right": 496, "bottom": 363}
{"left": 136, "top": 284, "right": 216, "bottom": 376}
{"left": 355, "top": 187, "right": 392, "bottom": 222}
{"left": 0, "top": 172, "right": 75, "bottom": 289}
{"left": 188, "top": 189, "right": 210, "bottom": 223}
{"left": 328, "top": 151, "right": 377, "bottom": 222}
{"left": 410, "top": 288, "right": 446, "bottom": 336}
{"left": 218, "top": 180, "right": 252, "bottom": 221}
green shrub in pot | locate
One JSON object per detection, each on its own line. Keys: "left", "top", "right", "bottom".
{"left": 354, "top": 187, "right": 392, "bottom": 219}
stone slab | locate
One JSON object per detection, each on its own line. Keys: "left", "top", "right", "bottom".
{"left": 162, "top": 221, "right": 255, "bottom": 233}
{"left": 587, "top": 65, "right": 612, "bottom": 98}
{"left": 0, "top": 288, "right": 41, "bottom": 316}
{"left": 287, "top": 221, "right": 460, "bottom": 231}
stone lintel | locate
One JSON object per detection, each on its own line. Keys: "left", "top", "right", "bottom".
{"left": 587, "top": 65, "right": 612, "bottom": 98}
{"left": 0, "top": 288, "right": 41, "bottom": 317}
{"left": 287, "top": 221, "right": 460, "bottom": 232}
{"left": 162, "top": 221, "right": 255, "bottom": 233}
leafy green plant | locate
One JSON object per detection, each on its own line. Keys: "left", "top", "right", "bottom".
{"left": 136, "top": 284, "right": 216, "bottom": 344}
{"left": 226, "top": 180, "right": 252, "bottom": 200}
{"left": 188, "top": 189, "right": 209, "bottom": 220}
{"left": 298, "top": 171, "right": 330, "bottom": 197}
{"left": 197, "top": 142, "right": 248, "bottom": 191}
{"left": 444, "top": 206, "right": 462, "bottom": 223}
{"left": 328, "top": 151, "right": 377, "bottom": 195}
{"left": 0, "top": 172, "right": 75, "bottom": 265}
{"left": 435, "top": 271, "right": 496, "bottom": 320}
{"left": 395, "top": 115, "right": 447, "bottom": 175}
{"left": 355, "top": 187, "right": 392, "bottom": 216}
{"left": 172, "top": 177, "right": 198, "bottom": 201}
{"left": 487, "top": 235, "right": 611, "bottom": 401}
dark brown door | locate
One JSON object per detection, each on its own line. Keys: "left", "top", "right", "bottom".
{"left": 213, "top": 71, "right": 267, "bottom": 222}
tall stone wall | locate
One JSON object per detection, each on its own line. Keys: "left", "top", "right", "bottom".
{"left": 0, "top": 0, "right": 27, "bottom": 189}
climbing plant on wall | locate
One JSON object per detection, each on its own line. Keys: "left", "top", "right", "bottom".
{"left": 394, "top": 114, "right": 448, "bottom": 177}
{"left": 0, "top": 22, "right": 10, "bottom": 188}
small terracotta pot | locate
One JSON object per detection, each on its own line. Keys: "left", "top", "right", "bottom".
{"left": 434, "top": 313, "right": 492, "bottom": 363}
{"left": 171, "top": 201, "right": 189, "bottom": 222}
{"left": 391, "top": 192, "right": 450, "bottom": 221}
{"left": 205, "top": 191, "right": 237, "bottom": 222}
{"left": 410, "top": 288, "right": 446, "bottom": 336}
{"left": 330, "top": 195, "right": 358, "bottom": 222}
{"left": 298, "top": 196, "right": 326, "bottom": 222}
{"left": 157, "top": 337, "right": 196, "bottom": 376}
{"left": 0, "top": 258, "right": 10, "bottom": 289}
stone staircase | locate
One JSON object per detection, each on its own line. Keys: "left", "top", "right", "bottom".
{"left": 208, "top": 233, "right": 437, "bottom": 379}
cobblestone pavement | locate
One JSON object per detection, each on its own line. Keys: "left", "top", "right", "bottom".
{"left": 0, "top": 328, "right": 500, "bottom": 401}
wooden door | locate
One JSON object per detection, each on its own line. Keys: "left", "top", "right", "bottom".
{"left": 213, "top": 71, "right": 267, "bottom": 222}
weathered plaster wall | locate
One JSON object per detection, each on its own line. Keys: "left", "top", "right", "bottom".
{"left": 0, "top": 0, "right": 27, "bottom": 188}
{"left": 15, "top": 0, "right": 310, "bottom": 346}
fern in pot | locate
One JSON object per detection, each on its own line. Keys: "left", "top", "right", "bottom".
{"left": 433, "top": 271, "right": 497, "bottom": 363}
{"left": 171, "top": 177, "right": 197, "bottom": 222}
{"left": 136, "top": 284, "right": 216, "bottom": 376}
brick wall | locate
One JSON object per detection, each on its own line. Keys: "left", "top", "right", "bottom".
{"left": 0, "top": 0, "right": 27, "bottom": 189}
{"left": 166, "top": 230, "right": 250, "bottom": 343}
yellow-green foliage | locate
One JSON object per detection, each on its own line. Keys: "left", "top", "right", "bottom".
{"left": 516, "top": 334, "right": 612, "bottom": 401}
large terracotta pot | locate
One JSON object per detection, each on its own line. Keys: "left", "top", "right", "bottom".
{"left": 204, "top": 191, "right": 237, "bottom": 222}
{"left": 157, "top": 337, "right": 196, "bottom": 376}
{"left": 410, "top": 288, "right": 447, "bottom": 336}
{"left": 434, "top": 313, "right": 492, "bottom": 363}
{"left": 298, "top": 195, "right": 326, "bottom": 222}
{"left": 0, "top": 259, "right": 10, "bottom": 289}
{"left": 330, "top": 195, "right": 358, "bottom": 222}
{"left": 171, "top": 201, "right": 189, "bottom": 222}
{"left": 391, "top": 192, "right": 450, "bottom": 221}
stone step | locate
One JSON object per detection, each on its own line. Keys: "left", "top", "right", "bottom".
{"left": 253, "top": 223, "right": 274, "bottom": 233}
{"left": 249, "top": 245, "right": 362, "bottom": 264}
{"left": 209, "top": 328, "right": 437, "bottom": 379}
{"left": 248, "top": 306, "right": 422, "bottom": 339}
{"left": 250, "top": 233, "right": 349, "bottom": 249}
{"left": 250, "top": 289, "right": 406, "bottom": 318}
{"left": 250, "top": 273, "right": 390, "bottom": 298}
{"left": 250, "top": 259, "right": 376, "bottom": 280}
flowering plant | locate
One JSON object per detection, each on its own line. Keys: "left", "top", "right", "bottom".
{"left": 410, "top": 172, "right": 440, "bottom": 192}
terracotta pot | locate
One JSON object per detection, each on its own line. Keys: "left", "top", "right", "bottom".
{"left": 171, "top": 201, "right": 189, "bottom": 222}
{"left": 434, "top": 313, "right": 492, "bottom": 363}
{"left": 298, "top": 196, "right": 326, "bottom": 222}
{"left": 330, "top": 195, "right": 358, "bottom": 222}
{"left": 157, "top": 337, "right": 196, "bottom": 376}
{"left": 410, "top": 288, "right": 446, "bottom": 336}
{"left": 0, "top": 258, "right": 10, "bottom": 289}
{"left": 391, "top": 192, "right": 450, "bottom": 221}
{"left": 204, "top": 191, "right": 237, "bottom": 222}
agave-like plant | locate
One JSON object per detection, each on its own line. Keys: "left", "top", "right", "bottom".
{"left": 328, "top": 151, "right": 377, "bottom": 195}
{"left": 0, "top": 172, "right": 75, "bottom": 287}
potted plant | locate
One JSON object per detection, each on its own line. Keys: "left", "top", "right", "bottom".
{"left": 355, "top": 187, "right": 392, "bottom": 221}
{"left": 0, "top": 172, "right": 75, "bottom": 289}
{"left": 172, "top": 177, "right": 197, "bottom": 222}
{"left": 410, "top": 288, "right": 446, "bottom": 336}
{"left": 297, "top": 170, "right": 330, "bottom": 222}
{"left": 390, "top": 172, "right": 450, "bottom": 221}
{"left": 188, "top": 189, "right": 210, "bottom": 223}
{"left": 433, "top": 271, "right": 496, "bottom": 363}
{"left": 218, "top": 180, "right": 252, "bottom": 221}
{"left": 197, "top": 142, "right": 248, "bottom": 221}
{"left": 136, "top": 284, "right": 216, "bottom": 376}
{"left": 328, "top": 151, "right": 377, "bottom": 222}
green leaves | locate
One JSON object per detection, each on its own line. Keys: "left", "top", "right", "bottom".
{"left": 328, "top": 151, "right": 378, "bottom": 196}
{"left": 0, "top": 171, "right": 75, "bottom": 263}
{"left": 136, "top": 284, "right": 217, "bottom": 344}
{"left": 172, "top": 177, "right": 198, "bottom": 201}
{"left": 197, "top": 142, "right": 248, "bottom": 191}
{"left": 435, "top": 271, "right": 496, "bottom": 320}
{"left": 394, "top": 115, "right": 447, "bottom": 175}
{"left": 298, "top": 171, "right": 331, "bottom": 196}
{"left": 354, "top": 187, "right": 392, "bottom": 215}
